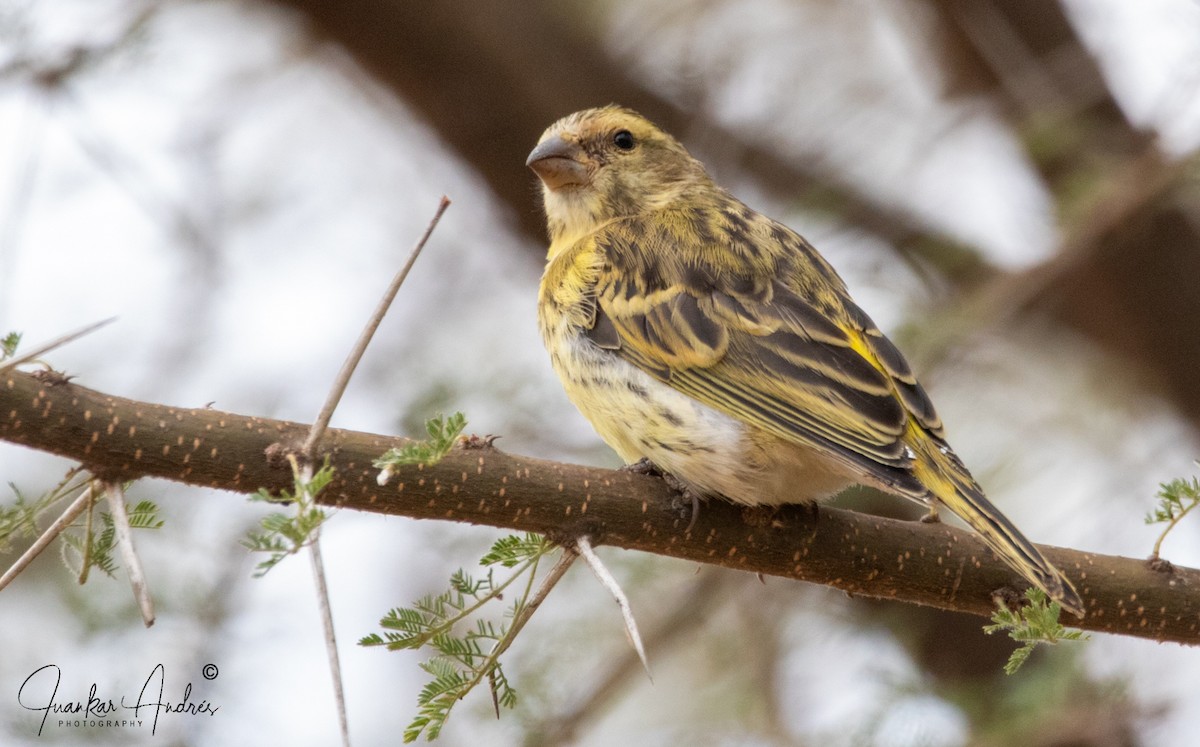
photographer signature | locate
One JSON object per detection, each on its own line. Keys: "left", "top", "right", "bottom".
{"left": 17, "top": 663, "right": 218, "bottom": 736}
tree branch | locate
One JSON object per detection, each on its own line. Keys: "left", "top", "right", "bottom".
{"left": 2, "top": 369, "right": 1197, "bottom": 644}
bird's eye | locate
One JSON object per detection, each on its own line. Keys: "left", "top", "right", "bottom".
{"left": 613, "top": 130, "right": 635, "bottom": 150}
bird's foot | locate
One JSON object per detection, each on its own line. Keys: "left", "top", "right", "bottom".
{"left": 920, "top": 504, "right": 941, "bottom": 524}
{"left": 740, "top": 503, "right": 784, "bottom": 528}
{"left": 621, "top": 459, "right": 700, "bottom": 532}
{"left": 621, "top": 457, "right": 664, "bottom": 477}
{"left": 662, "top": 473, "right": 701, "bottom": 533}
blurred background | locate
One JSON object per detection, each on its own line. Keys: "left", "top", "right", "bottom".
{"left": 2, "top": 0, "right": 1200, "bottom": 744}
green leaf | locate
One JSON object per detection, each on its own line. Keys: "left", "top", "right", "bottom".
{"left": 242, "top": 459, "right": 334, "bottom": 577}
{"left": 125, "top": 500, "right": 164, "bottom": 529}
{"left": 449, "top": 568, "right": 489, "bottom": 595}
{"left": 1, "top": 331, "right": 20, "bottom": 360}
{"left": 362, "top": 532, "right": 558, "bottom": 740}
{"left": 1144, "top": 464, "right": 1200, "bottom": 559}
{"left": 0, "top": 483, "right": 44, "bottom": 552}
{"left": 984, "top": 588, "right": 1090, "bottom": 674}
{"left": 1002, "top": 643, "right": 1035, "bottom": 676}
{"left": 480, "top": 533, "right": 552, "bottom": 568}
{"left": 374, "top": 412, "right": 467, "bottom": 471}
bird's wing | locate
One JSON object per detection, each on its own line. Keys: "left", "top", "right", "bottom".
{"left": 587, "top": 213, "right": 944, "bottom": 492}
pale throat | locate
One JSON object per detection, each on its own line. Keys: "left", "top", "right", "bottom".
{"left": 542, "top": 188, "right": 609, "bottom": 256}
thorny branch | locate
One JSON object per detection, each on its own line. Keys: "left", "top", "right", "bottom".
{"left": 1, "top": 368, "right": 1198, "bottom": 645}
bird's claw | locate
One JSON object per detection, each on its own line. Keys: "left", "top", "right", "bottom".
{"left": 621, "top": 457, "right": 664, "bottom": 477}
{"left": 662, "top": 473, "right": 701, "bottom": 533}
{"left": 622, "top": 460, "right": 699, "bottom": 531}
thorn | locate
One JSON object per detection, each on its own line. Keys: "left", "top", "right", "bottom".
{"left": 103, "top": 481, "right": 155, "bottom": 627}
{"left": 376, "top": 463, "right": 395, "bottom": 486}
{"left": 302, "top": 196, "right": 450, "bottom": 456}
{"left": 576, "top": 536, "right": 652, "bottom": 681}
{"left": 488, "top": 669, "right": 501, "bottom": 719}
{"left": 461, "top": 433, "right": 500, "bottom": 450}
{"left": 0, "top": 484, "right": 94, "bottom": 592}
{"left": 31, "top": 368, "right": 74, "bottom": 386}
{"left": 0, "top": 316, "right": 117, "bottom": 374}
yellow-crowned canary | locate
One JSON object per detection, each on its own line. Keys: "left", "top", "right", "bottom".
{"left": 528, "top": 105, "right": 1083, "bottom": 617}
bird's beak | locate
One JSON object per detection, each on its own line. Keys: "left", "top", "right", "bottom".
{"left": 526, "top": 136, "right": 589, "bottom": 191}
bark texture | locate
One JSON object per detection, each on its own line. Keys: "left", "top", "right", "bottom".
{"left": 3, "top": 369, "right": 1197, "bottom": 644}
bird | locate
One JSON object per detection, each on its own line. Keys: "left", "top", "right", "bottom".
{"left": 527, "top": 105, "right": 1083, "bottom": 618}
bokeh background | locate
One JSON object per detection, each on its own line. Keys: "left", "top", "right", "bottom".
{"left": 2, "top": 0, "right": 1200, "bottom": 744}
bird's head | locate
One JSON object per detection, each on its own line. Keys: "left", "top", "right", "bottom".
{"left": 527, "top": 106, "right": 710, "bottom": 246}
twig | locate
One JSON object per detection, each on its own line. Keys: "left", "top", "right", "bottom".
{"left": 501, "top": 545, "right": 578, "bottom": 655}
{"left": 0, "top": 484, "right": 94, "bottom": 593}
{"left": 296, "top": 196, "right": 450, "bottom": 747}
{"left": 282, "top": 453, "right": 351, "bottom": 747}
{"left": 457, "top": 544, "right": 578, "bottom": 719}
{"left": 309, "top": 523, "right": 350, "bottom": 747}
{"left": 576, "top": 536, "right": 651, "bottom": 679}
{"left": 0, "top": 317, "right": 117, "bottom": 373}
{"left": 302, "top": 196, "right": 451, "bottom": 454}
{"left": 1151, "top": 509, "right": 1194, "bottom": 563}
{"left": 78, "top": 489, "right": 96, "bottom": 585}
{"left": 103, "top": 481, "right": 155, "bottom": 627}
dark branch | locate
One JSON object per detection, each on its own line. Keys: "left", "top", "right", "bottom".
{"left": 2, "top": 369, "right": 1197, "bottom": 644}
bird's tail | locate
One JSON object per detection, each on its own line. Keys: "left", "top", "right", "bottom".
{"left": 911, "top": 433, "right": 1084, "bottom": 618}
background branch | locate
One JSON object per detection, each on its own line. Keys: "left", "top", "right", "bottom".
{"left": 3, "top": 369, "right": 1196, "bottom": 645}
